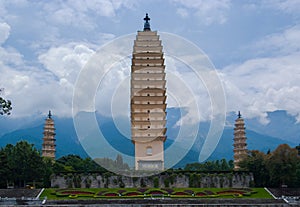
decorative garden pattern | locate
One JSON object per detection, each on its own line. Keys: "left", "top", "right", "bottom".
{"left": 51, "top": 188, "right": 260, "bottom": 199}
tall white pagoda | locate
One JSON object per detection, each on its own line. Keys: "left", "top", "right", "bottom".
{"left": 131, "top": 14, "right": 167, "bottom": 171}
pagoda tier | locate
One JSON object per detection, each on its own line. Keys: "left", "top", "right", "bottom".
{"left": 233, "top": 112, "right": 248, "bottom": 170}
{"left": 131, "top": 14, "right": 167, "bottom": 171}
{"left": 42, "top": 111, "right": 56, "bottom": 159}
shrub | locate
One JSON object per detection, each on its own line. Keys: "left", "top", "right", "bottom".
{"left": 153, "top": 177, "right": 159, "bottom": 188}
{"left": 133, "top": 177, "right": 138, "bottom": 183}
{"left": 169, "top": 174, "right": 176, "bottom": 184}
{"left": 164, "top": 178, "right": 170, "bottom": 188}
{"left": 140, "top": 178, "right": 146, "bottom": 187}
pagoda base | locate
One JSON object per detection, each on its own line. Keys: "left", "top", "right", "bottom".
{"left": 137, "top": 160, "right": 163, "bottom": 171}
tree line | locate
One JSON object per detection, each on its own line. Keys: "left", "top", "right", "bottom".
{"left": 0, "top": 141, "right": 299, "bottom": 188}
{"left": 239, "top": 144, "right": 300, "bottom": 187}
{"left": 0, "top": 141, "right": 108, "bottom": 188}
{"left": 184, "top": 159, "right": 234, "bottom": 171}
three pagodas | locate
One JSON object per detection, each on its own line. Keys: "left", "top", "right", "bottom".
{"left": 41, "top": 14, "right": 247, "bottom": 171}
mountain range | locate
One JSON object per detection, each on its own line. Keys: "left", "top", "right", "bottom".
{"left": 0, "top": 108, "right": 298, "bottom": 168}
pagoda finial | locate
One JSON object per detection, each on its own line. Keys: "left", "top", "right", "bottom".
{"left": 48, "top": 110, "right": 52, "bottom": 119}
{"left": 143, "top": 13, "right": 151, "bottom": 31}
{"left": 238, "top": 111, "right": 241, "bottom": 119}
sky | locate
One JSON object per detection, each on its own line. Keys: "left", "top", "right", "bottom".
{"left": 1, "top": 0, "right": 300, "bottom": 126}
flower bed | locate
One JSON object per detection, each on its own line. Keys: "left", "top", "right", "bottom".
{"left": 204, "top": 190, "right": 214, "bottom": 195}
{"left": 216, "top": 189, "right": 255, "bottom": 197}
{"left": 96, "top": 191, "right": 107, "bottom": 196}
{"left": 103, "top": 192, "right": 119, "bottom": 197}
{"left": 46, "top": 188, "right": 260, "bottom": 200}
{"left": 56, "top": 190, "right": 95, "bottom": 197}
{"left": 123, "top": 191, "right": 142, "bottom": 196}
{"left": 173, "top": 191, "right": 189, "bottom": 195}
{"left": 195, "top": 192, "right": 207, "bottom": 196}
{"left": 148, "top": 190, "right": 164, "bottom": 195}
{"left": 217, "top": 190, "right": 245, "bottom": 195}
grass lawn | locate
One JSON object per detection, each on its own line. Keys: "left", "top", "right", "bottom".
{"left": 40, "top": 188, "right": 273, "bottom": 200}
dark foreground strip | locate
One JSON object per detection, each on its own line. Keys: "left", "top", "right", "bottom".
{"left": 43, "top": 198, "right": 288, "bottom": 206}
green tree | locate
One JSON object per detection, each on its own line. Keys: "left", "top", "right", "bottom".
{"left": 13, "top": 141, "right": 44, "bottom": 187}
{"left": 296, "top": 161, "right": 300, "bottom": 187}
{"left": 240, "top": 144, "right": 300, "bottom": 187}
{"left": 266, "top": 144, "right": 299, "bottom": 187}
{"left": 0, "top": 149, "right": 9, "bottom": 187}
{"left": 1, "top": 141, "right": 44, "bottom": 187}
{"left": 42, "top": 157, "right": 54, "bottom": 187}
{"left": 184, "top": 159, "right": 233, "bottom": 171}
{"left": 220, "top": 158, "right": 230, "bottom": 171}
{"left": 239, "top": 150, "right": 269, "bottom": 187}
{"left": 55, "top": 155, "right": 106, "bottom": 173}
{"left": 228, "top": 160, "right": 234, "bottom": 169}
{"left": 82, "top": 157, "right": 106, "bottom": 172}
{"left": 0, "top": 88, "right": 12, "bottom": 115}
{"left": 55, "top": 155, "right": 84, "bottom": 172}
{"left": 153, "top": 177, "right": 159, "bottom": 188}
{"left": 296, "top": 144, "right": 300, "bottom": 156}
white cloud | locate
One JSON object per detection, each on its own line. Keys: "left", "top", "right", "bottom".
{"left": 222, "top": 53, "right": 300, "bottom": 124}
{"left": 262, "top": 0, "right": 300, "bottom": 16}
{"left": 1, "top": 0, "right": 299, "bottom": 127}
{"left": 0, "top": 41, "right": 97, "bottom": 118}
{"left": 42, "top": 0, "right": 137, "bottom": 30}
{"left": 39, "top": 43, "right": 95, "bottom": 83}
{"left": 0, "top": 22, "right": 23, "bottom": 68}
{"left": 219, "top": 23, "right": 300, "bottom": 124}
{"left": 0, "top": 22, "right": 10, "bottom": 44}
{"left": 176, "top": 8, "right": 189, "bottom": 18}
{"left": 171, "top": 0, "right": 231, "bottom": 25}
{"left": 253, "top": 25, "right": 300, "bottom": 56}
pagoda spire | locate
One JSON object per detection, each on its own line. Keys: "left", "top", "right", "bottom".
{"left": 143, "top": 13, "right": 151, "bottom": 31}
{"left": 48, "top": 110, "right": 52, "bottom": 119}
{"left": 233, "top": 111, "right": 247, "bottom": 170}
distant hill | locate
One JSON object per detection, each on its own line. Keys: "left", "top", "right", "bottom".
{"left": 172, "top": 126, "right": 296, "bottom": 168}
{"left": 247, "top": 110, "right": 300, "bottom": 143}
{"left": 0, "top": 117, "right": 88, "bottom": 158}
{"left": 0, "top": 108, "right": 296, "bottom": 168}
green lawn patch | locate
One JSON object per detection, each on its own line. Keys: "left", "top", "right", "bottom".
{"left": 40, "top": 188, "right": 273, "bottom": 200}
